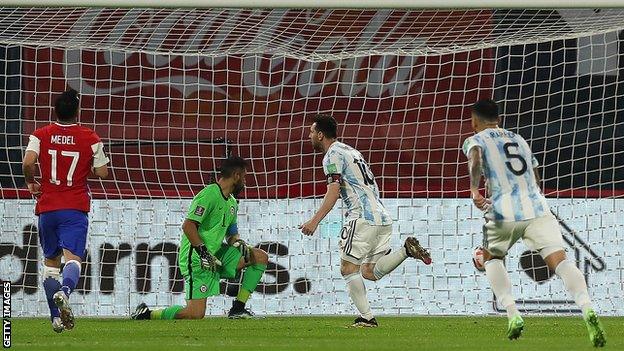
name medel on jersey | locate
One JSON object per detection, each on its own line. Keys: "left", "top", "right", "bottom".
{"left": 26, "top": 123, "right": 109, "bottom": 214}
{"left": 323, "top": 141, "right": 392, "bottom": 225}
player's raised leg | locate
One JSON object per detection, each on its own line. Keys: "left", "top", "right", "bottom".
{"left": 362, "top": 235, "right": 431, "bottom": 282}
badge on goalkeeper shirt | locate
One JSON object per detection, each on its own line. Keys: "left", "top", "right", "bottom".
{"left": 194, "top": 206, "right": 205, "bottom": 216}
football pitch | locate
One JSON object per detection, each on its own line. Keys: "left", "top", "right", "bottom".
{"left": 10, "top": 316, "right": 623, "bottom": 350}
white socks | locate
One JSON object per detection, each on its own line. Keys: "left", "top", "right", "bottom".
{"left": 373, "top": 248, "right": 408, "bottom": 280}
{"left": 344, "top": 273, "right": 374, "bottom": 320}
{"left": 484, "top": 259, "right": 519, "bottom": 318}
{"left": 555, "top": 260, "right": 593, "bottom": 314}
{"left": 484, "top": 258, "right": 593, "bottom": 317}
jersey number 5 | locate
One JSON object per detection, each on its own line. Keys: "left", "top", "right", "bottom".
{"left": 503, "top": 142, "right": 528, "bottom": 176}
{"left": 48, "top": 149, "right": 80, "bottom": 186}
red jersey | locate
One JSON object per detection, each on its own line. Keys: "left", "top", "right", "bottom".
{"left": 26, "top": 123, "right": 109, "bottom": 215}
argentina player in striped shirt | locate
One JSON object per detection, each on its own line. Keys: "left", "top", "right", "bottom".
{"left": 463, "top": 99, "right": 605, "bottom": 346}
{"left": 299, "top": 114, "right": 431, "bottom": 328}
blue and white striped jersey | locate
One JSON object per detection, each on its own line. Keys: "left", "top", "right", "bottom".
{"left": 462, "top": 128, "right": 549, "bottom": 222}
{"left": 323, "top": 141, "right": 392, "bottom": 225}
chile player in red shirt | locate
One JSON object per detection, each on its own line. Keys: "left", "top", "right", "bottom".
{"left": 22, "top": 89, "right": 109, "bottom": 333}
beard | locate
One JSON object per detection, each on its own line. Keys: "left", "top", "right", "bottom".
{"left": 232, "top": 182, "right": 245, "bottom": 197}
{"left": 312, "top": 140, "right": 323, "bottom": 152}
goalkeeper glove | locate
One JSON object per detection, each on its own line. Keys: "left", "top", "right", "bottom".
{"left": 193, "top": 244, "right": 221, "bottom": 271}
{"left": 232, "top": 239, "right": 253, "bottom": 263}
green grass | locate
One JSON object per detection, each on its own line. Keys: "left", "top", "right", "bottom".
{"left": 10, "top": 316, "right": 623, "bottom": 350}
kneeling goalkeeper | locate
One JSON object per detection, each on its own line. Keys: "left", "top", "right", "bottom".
{"left": 132, "top": 156, "right": 268, "bottom": 320}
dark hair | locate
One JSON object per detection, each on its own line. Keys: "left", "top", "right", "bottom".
{"left": 472, "top": 99, "right": 499, "bottom": 122}
{"left": 220, "top": 156, "right": 247, "bottom": 178}
{"left": 55, "top": 89, "right": 80, "bottom": 122}
{"left": 313, "top": 114, "right": 338, "bottom": 139}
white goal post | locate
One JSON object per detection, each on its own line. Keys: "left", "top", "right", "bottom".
{"left": 0, "top": 5, "right": 622, "bottom": 318}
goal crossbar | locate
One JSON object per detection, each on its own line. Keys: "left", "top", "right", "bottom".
{"left": 2, "top": 0, "right": 624, "bottom": 9}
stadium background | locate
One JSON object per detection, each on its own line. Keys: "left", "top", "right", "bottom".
{"left": 0, "top": 9, "right": 622, "bottom": 317}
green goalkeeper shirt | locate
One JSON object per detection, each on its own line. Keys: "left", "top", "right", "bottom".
{"left": 178, "top": 183, "right": 238, "bottom": 276}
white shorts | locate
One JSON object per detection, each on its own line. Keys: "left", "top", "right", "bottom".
{"left": 483, "top": 214, "right": 565, "bottom": 258}
{"left": 339, "top": 218, "right": 392, "bottom": 265}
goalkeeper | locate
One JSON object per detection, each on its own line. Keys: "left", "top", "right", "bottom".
{"left": 131, "top": 156, "right": 268, "bottom": 320}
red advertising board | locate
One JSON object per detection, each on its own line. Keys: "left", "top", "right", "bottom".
{"left": 19, "top": 9, "right": 495, "bottom": 199}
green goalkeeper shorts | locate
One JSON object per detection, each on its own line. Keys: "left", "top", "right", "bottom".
{"left": 184, "top": 243, "right": 242, "bottom": 300}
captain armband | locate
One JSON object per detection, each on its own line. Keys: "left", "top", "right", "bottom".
{"left": 326, "top": 173, "right": 342, "bottom": 185}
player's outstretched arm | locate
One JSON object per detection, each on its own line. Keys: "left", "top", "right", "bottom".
{"left": 467, "top": 146, "right": 490, "bottom": 211}
{"left": 299, "top": 182, "right": 340, "bottom": 235}
{"left": 22, "top": 150, "right": 41, "bottom": 196}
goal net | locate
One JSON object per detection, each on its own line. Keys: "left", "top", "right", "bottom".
{"left": 1, "top": 7, "right": 623, "bottom": 317}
